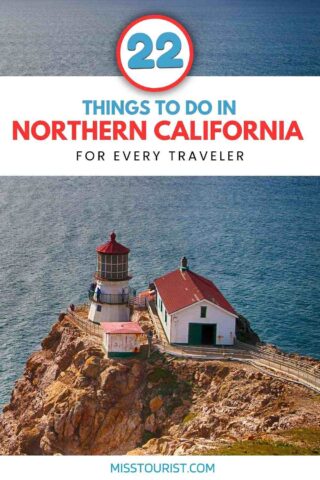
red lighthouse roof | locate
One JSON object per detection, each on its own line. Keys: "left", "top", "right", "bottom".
{"left": 154, "top": 269, "right": 237, "bottom": 316}
{"left": 96, "top": 232, "right": 130, "bottom": 255}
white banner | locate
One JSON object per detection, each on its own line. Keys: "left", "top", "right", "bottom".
{"left": 0, "top": 76, "right": 318, "bottom": 175}
{"left": 0, "top": 456, "right": 319, "bottom": 480}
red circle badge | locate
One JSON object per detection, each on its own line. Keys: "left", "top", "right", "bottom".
{"left": 116, "top": 15, "right": 194, "bottom": 92}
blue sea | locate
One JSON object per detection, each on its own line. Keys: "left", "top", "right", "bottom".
{"left": 0, "top": 0, "right": 319, "bottom": 75}
{"left": 0, "top": 177, "right": 319, "bottom": 406}
{"left": 0, "top": 2, "right": 319, "bottom": 408}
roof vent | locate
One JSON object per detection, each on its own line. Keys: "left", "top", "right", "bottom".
{"left": 180, "top": 256, "right": 189, "bottom": 271}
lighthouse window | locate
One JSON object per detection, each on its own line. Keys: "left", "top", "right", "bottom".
{"left": 97, "top": 305, "right": 102, "bottom": 312}
{"left": 165, "top": 311, "right": 167, "bottom": 324}
{"left": 97, "top": 254, "right": 128, "bottom": 280}
{"left": 201, "top": 306, "right": 207, "bottom": 318}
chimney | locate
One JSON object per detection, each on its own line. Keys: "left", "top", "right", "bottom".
{"left": 180, "top": 256, "right": 189, "bottom": 271}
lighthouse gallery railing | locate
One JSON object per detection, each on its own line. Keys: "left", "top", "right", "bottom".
{"left": 88, "top": 290, "right": 130, "bottom": 305}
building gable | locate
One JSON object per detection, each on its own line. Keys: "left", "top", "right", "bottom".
{"left": 169, "top": 297, "right": 237, "bottom": 318}
{"left": 154, "top": 268, "right": 237, "bottom": 316}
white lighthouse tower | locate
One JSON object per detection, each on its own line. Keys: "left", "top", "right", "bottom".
{"left": 88, "top": 232, "right": 131, "bottom": 323}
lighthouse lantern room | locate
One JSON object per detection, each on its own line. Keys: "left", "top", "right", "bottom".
{"left": 88, "top": 232, "right": 131, "bottom": 323}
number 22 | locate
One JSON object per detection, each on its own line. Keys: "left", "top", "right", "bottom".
{"left": 128, "top": 32, "right": 183, "bottom": 70}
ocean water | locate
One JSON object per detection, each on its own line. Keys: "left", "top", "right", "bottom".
{"left": 0, "top": 177, "right": 319, "bottom": 406}
{"left": 0, "top": 0, "right": 319, "bottom": 76}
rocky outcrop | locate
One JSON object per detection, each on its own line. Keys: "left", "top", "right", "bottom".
{"left": 236, "top": 314, "right": 261, "bottom": 345}
{"left": 0, "top": 312, "right": 319, "bottom": 455}
{"left": 130, "top": 359, "right": 320, "bottom": 455}
{"left": 0, "top": 315, "right": 145, "bottom": 455}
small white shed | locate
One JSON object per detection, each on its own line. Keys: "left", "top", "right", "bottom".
{"left": 101, "top": 322, "right": 145, "bottom": 358}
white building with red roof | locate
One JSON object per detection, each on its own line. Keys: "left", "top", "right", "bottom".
{"left": 154, "top": 257, "right": 237, "bottom": 346}
{"left": 101, "top": 322, "right": 145, "bottom": 358}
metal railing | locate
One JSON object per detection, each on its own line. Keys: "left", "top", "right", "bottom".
{"left": 88, "top": 290, "right": 130, "bottom": 305}
{"left": 147, "top": 299, "right": 169, "bottom": 344}
{"left": 176, "top": 344, "right": 252, "bottom": 360}
{"left": 68, "top": 308, "right": 103, "bottom": 339}
{"left": 67, "top": 301, "right": 320, "bottom": 393}
{"left": 131, "top": 295, "right": 148, "bottom": 309}
{"left": 145, "top": 301, "right": 320, "bottom": 392}
{"left": 236, "top": 340, "right": 320, "bottom": 391}
{"left": 251, "top": 355, "right": 320, "bottom": 391}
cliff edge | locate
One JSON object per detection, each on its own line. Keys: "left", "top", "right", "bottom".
{"left": 0, "top": 313, "right": 319, "bottom": 455}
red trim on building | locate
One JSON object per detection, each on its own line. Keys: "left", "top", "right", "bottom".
{"left": 154, "top": 269, "right": 237, "bottom": 316}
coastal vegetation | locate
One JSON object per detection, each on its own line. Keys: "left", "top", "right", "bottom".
{"left": 202, "top": 428, "right": 320, "bottom": 455}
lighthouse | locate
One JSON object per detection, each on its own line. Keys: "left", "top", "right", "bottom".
{"left": 88, "top": 232, "right": 131, "bottom": 323}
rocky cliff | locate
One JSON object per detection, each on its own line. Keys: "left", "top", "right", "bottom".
{"left": 0, "top": 313, "right": 319, "bottom": 455}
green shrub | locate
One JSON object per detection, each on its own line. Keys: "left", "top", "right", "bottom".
{"left": 183, "top": 412, "right": 197, "bottom": 424}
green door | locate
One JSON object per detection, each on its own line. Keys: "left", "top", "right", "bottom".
{"left": 188, "top": 323, "right": 217, "bottom": 346}
{"left": 188, "top": 323, "right": 203, "bottom": 345}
